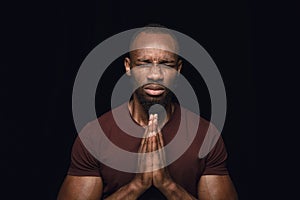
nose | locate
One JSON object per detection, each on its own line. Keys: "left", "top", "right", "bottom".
{"left": 147, "top": 64, "right": 164, "bottom": 82}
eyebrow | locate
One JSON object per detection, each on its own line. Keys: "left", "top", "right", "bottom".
{"left": 135, "top": 58, "right": 177, "bottom": 63}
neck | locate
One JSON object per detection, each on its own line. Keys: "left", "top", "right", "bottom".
{"left": 128, "top": 94, "right": 174, "bottom": 128}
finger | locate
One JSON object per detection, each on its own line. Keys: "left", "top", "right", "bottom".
{"left": 152, "top": 136, "right": 160, "bottom": 170}
{"left": 144, "top": 137, "right": 150, "bottom": 153}
{"left": 157, "top": 132, "right": 164, "bottom": 148}
{"left": 150, "top": 115, "right": 154, "bottom": 137}
{"left": 146, "top": 137, "right": 153, "bottom": 171}
{"left": 138, "top": 134, "right": 146, "bottom": 152}
{"left": 138, "top": 137, "right": 147, "bottom": 166}
{"left": 152, "top": 115, "right": 159, "bottom": 151}
{"left": 153, "top": 114, "right": 158, "bottom": 136}
{"left": 148, "top": 114, "right": 154, "bottom": 137}
{"left": 141, "top": 115, "right": 152, "bottom": 152}
{"left": 139, "top": 116, "right": 153, "bottom": 171}
{"left": 139, "top": 136, "right": 149, "bottom": 166}
{"left": 146, "top": 116, "right": 152, "bottom": 153}
{"left": 138, "top": 139, "right": 145, "bottom": 152}
{"left": 156, "top": 133, "right": 166, "bottom": 165}
{"left": 138, "top": 126, "right": 149, "bottom": 152}
{"left": 139, "top": 137, "right": 151, "bottom": 171}
{"left": 152, "top": 131, "right": 158, "bottom": 151}
{"left": 156, "top": 132, "right": 162, "bottom": 149}
{"left": 153, "top": 115, "right": 165, "bottom": 168}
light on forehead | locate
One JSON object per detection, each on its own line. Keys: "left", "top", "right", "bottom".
{"left": 130, "top": 32, "right": 179, "bottom": 54}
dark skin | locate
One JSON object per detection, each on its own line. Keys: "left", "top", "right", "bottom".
{"left": 58, "top": 32, "right": 238, "bottom": 200}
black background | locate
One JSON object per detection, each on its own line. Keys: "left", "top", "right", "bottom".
{"left": 0, "top": 0, "right": 264, "bottom": 199}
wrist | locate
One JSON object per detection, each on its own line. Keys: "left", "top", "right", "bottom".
{"left": 160, "top": 181, "right": 182, "bottom": 200}
{"left": 129, "top": 180, "right": 148, "bottom": 197}
{"left": 157, "top": 179, "right": 176, "bottom": 193}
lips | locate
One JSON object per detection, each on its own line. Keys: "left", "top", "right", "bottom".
{"left": 143, "top": 84, "right": 165, "bottom": 96}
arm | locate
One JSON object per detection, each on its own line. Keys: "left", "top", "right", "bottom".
{"left": 153, "top": 174, "right": 238, "bottom": 200}
{"left": 198, "top": 175, "right": 238, "bottom": 200}
{"left": 157, "top": 180, "right": 198, "bottom": 200}
{"left": 57, "top": 175, "right": 103, "bottom": 200}
{"left": 103, "top": 181, "right": 147, "bottom": 200}
{"left": 58, "top": 158, "right": 151, "bottom": 200}
{"left": 58, "top": 117, "right": 154, "bottom": 200}
{"left": 57, "top": 175, "right": 145, "bottom": 200}
{"left": 196, "top": 123, "right": 238, "bottom": 199}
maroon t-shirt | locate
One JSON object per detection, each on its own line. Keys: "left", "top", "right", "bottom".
{"left": 68, "top": 103, "right": 228, "bottom": 199}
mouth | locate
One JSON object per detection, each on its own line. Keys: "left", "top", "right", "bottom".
{"left": 143, "top": 84, "right": 165, "bottom": 96}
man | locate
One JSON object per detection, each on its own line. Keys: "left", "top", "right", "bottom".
{"left": 58, "top": 25, "right": 238, "bottom": 199}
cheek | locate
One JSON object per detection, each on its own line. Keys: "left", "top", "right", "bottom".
{"left": 131, "top": 68, "right": 178, "bottom": 86}
{"left": 162, "top": 71, "right": 177, "bottom": 84}
{"left": 131, "top": 70, "right": 147, "bottom": 84}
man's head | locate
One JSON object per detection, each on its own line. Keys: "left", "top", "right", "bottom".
{"left": 124, "top": 25, "right": 182, "bottom": 109}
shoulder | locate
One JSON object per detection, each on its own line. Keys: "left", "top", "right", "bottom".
{"left": 77, "top": 102, "right": 130, "bottom": 148}
{"left": 175, "top": 104, "right": 210, "bottom": 126}
{"left": 97, "top": 103, "right": 128, "bottom": 124}
{"left": 175, "top": 104, "right": 223, "bottom": 155}
{"left": 175, "top": 104, "right": 215, "bottom": 137}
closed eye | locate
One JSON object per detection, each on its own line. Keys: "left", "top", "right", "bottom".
{"left": 136, "top": 59, "right": 151, "bottom": 64}
{"left": 134, "top": 59, "right": 177, "bottom": 68}
{"left": 159, "top": 61, "right": 177, "bottom": 68}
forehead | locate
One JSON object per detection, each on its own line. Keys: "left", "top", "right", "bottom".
{"left": 130, "top": 32, "right": 178, "bottom": 54}
{"left": 130, "top": 49, "right": 178, "bottom": 61}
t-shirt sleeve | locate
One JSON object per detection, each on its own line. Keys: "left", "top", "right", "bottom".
{"left": 67, "top": 136, "right": 101, "bottom": 177}
{"left": 202, "top": 136, "right": 229, "bottom": 175}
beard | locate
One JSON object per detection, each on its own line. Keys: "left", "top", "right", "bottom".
{"left": 133, "top": 86, "right": 174, "bottom": 112}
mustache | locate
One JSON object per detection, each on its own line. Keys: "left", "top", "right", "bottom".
{"left": 142, "top": 83, "right": 166, "bottom": 90}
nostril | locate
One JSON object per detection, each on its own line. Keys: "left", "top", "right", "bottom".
{"left": 147, "top": 71, "right": 164, "bottom": 81}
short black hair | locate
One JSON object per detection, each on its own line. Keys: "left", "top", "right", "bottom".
{"left": 129, "top": 23, "right": 180, "bottom": 53}
{"left": 143, "top": 23, "right": 167, "bottom": 28}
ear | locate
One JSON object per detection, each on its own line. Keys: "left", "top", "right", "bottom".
{"left": 124, "top": 57, "right": 131, "bottom": 76}
{"left": 177, "top": 59, "right": 183, "bottom": 74}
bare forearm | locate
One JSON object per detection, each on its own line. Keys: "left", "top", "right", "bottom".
{"left": 198, "top": 175, "right": 238, "bottom": 200}
{"left": 104, "top": 182, "right": 146, "bottom": 200}
{"left": 159, "top": 182, "right": 197, "bottom": 200}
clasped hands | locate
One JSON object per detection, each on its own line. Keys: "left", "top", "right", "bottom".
{"left": 131, "top": 114, "right": 173, "bottom": 193}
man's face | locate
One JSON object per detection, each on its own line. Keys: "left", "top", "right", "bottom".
{"left": 125, "top": 32, "right": 182, "bottom": 106}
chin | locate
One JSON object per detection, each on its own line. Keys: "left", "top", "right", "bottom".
{"left": 138, "top": 93, "right": 170, "bottom": 109}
